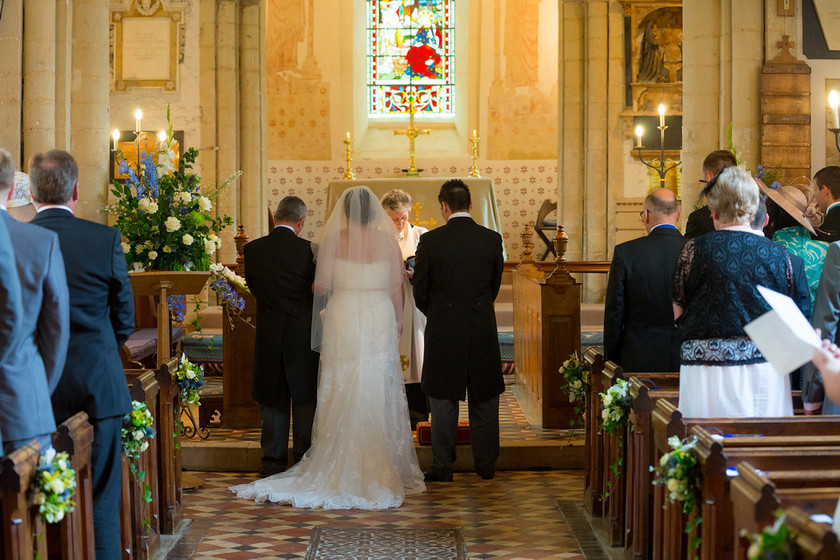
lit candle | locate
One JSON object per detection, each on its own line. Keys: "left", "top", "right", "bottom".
{"left": 158, "top": 130, "right": 167, "bottom": 143}
{"left": 657, "top": 104, "right": 666, "bottom": 128}
{"left": 634, "top": 125, "right": 644, "bottom": 148}
{"left": 112, "top": 129, "right": 120, "bottom": 151}
{"left": 472, "top": 129, "right": 477, "bottom": 139}
{"left": 346, "top": 131, "right": 350, "bottom": 141}
{"left": 830, "top": 91, "right": 840, "bottom": 129}
{"left": 135, "top": 109, "right": 143, "bottom": 133}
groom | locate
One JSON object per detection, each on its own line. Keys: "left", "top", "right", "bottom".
{"left": 244, "top": 196, "right": 320, "bottom": 476}
{"left": 413, "top": 179, "right": 505, "bottom": 481}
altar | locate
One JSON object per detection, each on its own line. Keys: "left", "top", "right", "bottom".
{"left": 326, "top": 177, "right": 505, "bottom": 251}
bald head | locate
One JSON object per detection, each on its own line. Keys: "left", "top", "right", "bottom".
{"left": 642, "top": 188, "right": 680, "bottom": 233}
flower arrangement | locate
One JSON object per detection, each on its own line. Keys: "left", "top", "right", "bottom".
{"left": 176, "top": 355, "right": 205, "bottom": 406}
{"left": 105, "top": 107, "right": 237, "bottom": 272}
{"left": 122, "top": 401, "right": 156, "bottom": 460}
{"left": 742, "top": 512, "right": 796, "bottom": 560}
{"left": 560, "top": 353, "right": 590, "bottom": 405}
{"left": 209, "top": 263, "right": 253, "bottom": 328}
{"left": 32, "top": 448, "right": 76, "bottom": 524}
{"left": 651, "top": 435, "right": 703, "bottom": 555}
{"left": 600, "top": 379, "right": 632, "bottom": 435}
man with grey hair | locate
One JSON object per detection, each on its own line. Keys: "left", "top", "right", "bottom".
{"left": 244, "top": 196, "right": 319, "bottom": 476}
{"left": 29, "top": 149, "right": 134, "bottom": 560}
{"left": 604, "top": 188, "right": 686, "bottom": 371}
{"left": 0, "top": 148, "right": 69, "bottom": 455}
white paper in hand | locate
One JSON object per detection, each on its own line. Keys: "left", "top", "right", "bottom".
{"left": 743, "top": 285, "right": 821, "bottom": 376}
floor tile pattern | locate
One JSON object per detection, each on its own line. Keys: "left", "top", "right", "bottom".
{"left": 166, "top": 469, "right": 591, "bottom": 559}
{"left": 304, "top": 527, "right": 467, "bottom": 559}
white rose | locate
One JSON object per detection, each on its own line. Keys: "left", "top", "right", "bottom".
{"left": 48, "top": 478, "right": 65, "bottom": 495}
{"left": 197, "top": 196, "right": 212, "bottom": 212}
{"left": 121, "top": 242, "right": 130, "bottom": 254}
{"left": 182, "top": 233, "right": 194, "bottom": 246}
{"left": 165, "top": 217, "right": 181, "bottom": 233}
{"left": 176, "top": 192, "right": 191, "bottom": 204}
{"left": 204, "top": 240, "right": 217, "bottom": 254}
{"left": 148, "top": 251, "right": 158, "bottom": 260}
{"left": 186, "top": 369, "right": 196, "bottom": 380}
{"left": 147, "top": 201, "right": 159, "bottom": 214}
{"left": 140, "top": 441, "right": 149, "bottom": 452}
{"left": 601, "top": 409, "right": 610, "bottom": 420}
{"left": 133, "top": 430, "right": 144, "bottom": 441}
{"left": 138, "top": 197, "right": 150, "bottom": 211}
{"left": 602, "top": 393, "right": 613, "bottom": 407}
{"left": 666, "top": 478, "right": 679, "bottom": 492}
{"left": 57, "top": 458, "right": 67, "bottom": 470}
{"left": 52, "top": 510, "right": 65, "bottom": 523}
{"left": 163, "top": 245, "right": 172, "bottom": 253}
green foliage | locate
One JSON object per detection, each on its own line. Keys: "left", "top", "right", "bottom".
{"left": 651, "top": 435, "right": 703, "bottom": 558}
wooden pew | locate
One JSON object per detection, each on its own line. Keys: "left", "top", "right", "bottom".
{"left": 122, "top": 370, "right": 161, "bottom": 560}
{"left": 650, "top": 400, "right": 840, "bottom": 560}
{"left": 623, "top": 373, "right": 680, "bottom": 560}
{"left": 731, "top": 461, "right": 840, "bottom": 559}
{"left": 155, "top": 358, "right": 183, "bottom": 534}
{"left": 47, "top": 412, "right": 95, "bottom": 560}
{"left": 600, "top": 360, "right": 626, "bottom": 545}
{"left": 0, "top": 443, "right": 46, "bottom": 560}
{"left": 583, "top": 348, "right": 606, "bottom": 516}
{"left": 783, "top": 506, "right": 840, "bottom": 559}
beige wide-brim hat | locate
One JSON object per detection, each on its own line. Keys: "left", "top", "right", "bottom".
{"left": 7, "top": 171, "right": 36, "bottom": 223}
{"left": 757, "top": 179, "right": 822, "bottom": 236}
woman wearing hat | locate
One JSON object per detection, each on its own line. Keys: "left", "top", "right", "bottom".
{"left": 760, "top": 179, "right": 828, "bottom": 308}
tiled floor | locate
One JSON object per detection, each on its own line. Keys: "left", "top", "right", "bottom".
{"left": 167, "top": 469, "right": 596, "bottom": 559}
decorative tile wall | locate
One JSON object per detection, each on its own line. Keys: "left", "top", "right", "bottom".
{"left": 266, "top": 158, "right": 558, "bottom": 257}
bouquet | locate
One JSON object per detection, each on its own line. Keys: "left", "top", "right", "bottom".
{"left": 600, "top": 379, "right": 631, "bottom": 435}
{"left": 105, "top": 106, "right": 237, "bottom": 272}
{"left": 209, "top": 263, "right": 252, "bottom": 327}
{"left": 32, "top": 448, "right": 76, "bottom": 524}
{"left": 559, "top": 353, "right": 589, "bottom": 405}
{"left": 176, "top": 355, "right": 205, "bottom": 406}
{"left": 742, "top": 512, "right": 797, "bottom": 560}
{"left": 651, "top": 435, "right": 703, "bottom": 555}
{"left": 122, "top": 401, "right": 156, "bottom": 459}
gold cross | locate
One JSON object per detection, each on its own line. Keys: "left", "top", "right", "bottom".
{"left": 393, "top": 95, "right": 430, "bottom": 177}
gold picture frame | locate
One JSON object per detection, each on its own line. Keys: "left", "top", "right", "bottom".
{"left": 111, "top": 1, "right": 182, "bottom": 92}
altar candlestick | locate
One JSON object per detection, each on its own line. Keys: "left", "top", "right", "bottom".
{"left": 830, "top": 91, "right": 840, "bottom": 129}
{"left": 634, "top": 125, "right": 643, "bottom": 148}
{"left": 343, "top": 132, "right": 355, "bottom": 180}
{"left": 112, "top": 129, "right": 120, "bottom": 151}
{"left": 657, "top": 104, "right": 666, "bottom": 128}
{"left": 135, "top": 109, "right": 143, "bottom": 134}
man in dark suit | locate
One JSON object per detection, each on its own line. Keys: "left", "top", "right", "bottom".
{"left": 814, "top": 166, "right": 840, "bottom": 242}
{"left": 244, "top": 196, "right": 319, "bottom": 476}
{"left": 604, "top": 188, "right": 686, "bottom": 372}
{"left": 413, "top": 179, "right": 505, "bottom": 482}
{"left": 684, "top": 149, "right": 738, "bottom": 239}
{"left": 0, "top": 148, "right": 69, "bottom": 454}
{"left": 29, "top": 150, "right": 134, "bottom": 560}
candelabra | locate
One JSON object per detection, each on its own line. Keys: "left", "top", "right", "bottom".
{"left": 342, "top": 132, "right": 356, "bottom": 180}
{"left": 634, "top": 104, "right": 681, "bottom": 189}
{"left": 468, "top": 130, "right": 481, "bottom": 177}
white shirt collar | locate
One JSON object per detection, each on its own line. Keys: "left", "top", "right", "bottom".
{"left": 37, "top": 204, "right": 74, "bottom": 214}
{"left": 448, "top": 211, "right": 471, "bottom": 220}
{"left": 719, "top": 223, "right": 759, "bottom": 235}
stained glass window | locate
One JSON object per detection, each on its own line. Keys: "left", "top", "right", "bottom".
{"left": 367, "top": 0, "right": 455, "bottom": 117}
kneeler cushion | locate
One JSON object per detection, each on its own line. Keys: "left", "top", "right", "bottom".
{"left": 415, "top": 421, "right": 471, "bottom": 445}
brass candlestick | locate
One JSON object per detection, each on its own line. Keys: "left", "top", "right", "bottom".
{"left": 342, "top": 133, "right": 355, "bottom": 180}
{"left": 468, "top": 130, "right": 481, "bottom": 177}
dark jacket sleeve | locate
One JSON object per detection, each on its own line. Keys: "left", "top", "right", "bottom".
{"left": 108, "top": 229, "right": 135, "bottom": 347}
{"left": 490, "top": 233, "right": 503, "bottom": 301}
{"left": 38, "top": 234, "right": 70, "bottom": 393}
{"left": 603, "top": 246, "right": 626, "bottom": 363}
{"left": 413, "top": 235, "right": 430, "bottom": 314}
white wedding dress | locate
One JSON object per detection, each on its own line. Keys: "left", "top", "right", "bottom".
{"left": 229, "top": 259, "right": 425, "bottom": 509}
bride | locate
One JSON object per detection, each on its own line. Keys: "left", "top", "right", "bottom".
{"left": 230, "top": 186, "right": 425, "bottom": 509}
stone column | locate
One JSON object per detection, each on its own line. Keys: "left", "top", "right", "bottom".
{"left": 215, "top": 0, "right": 241, "bottom": 263}
{"left": 22, "top": 0, "right": 56, "bottom": 164}
{"left": 238, "top": 0, "right": 266, "bottom": 238}
{"left": 0, "top": 1, "right": 23, "bottom": 163}
{"left": 71, "top": 0, "right": 110, "bottom": 222}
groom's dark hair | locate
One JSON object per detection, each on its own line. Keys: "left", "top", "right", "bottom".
{"left": 438, "top": 179, "right": 471, "bottom": 212}
{"left": 275, "top": 196, "right": 307, "bottom": 223}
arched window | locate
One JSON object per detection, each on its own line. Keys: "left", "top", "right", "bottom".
{"left": 366, "top": 0, "right": 456, "bottom": 117}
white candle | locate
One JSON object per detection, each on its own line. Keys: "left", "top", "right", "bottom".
{"left": 658, "top": 104, "right": 666, "bottom": 128}
{"left": 830, "top": 91, "right": 840, "bottom": 129}
{"left": 158, "top": 130, "right": 167, "bottom": 143}
{"left": 135, "top": 109, "right": 143, "bottom": 133}
{"left": 472, "top": 129, "right": 477, "bottom": 139}
{"left": 346, "top": 131, "right": 350, "bottom": 141}
{"left": 112, "top": 129, "right": 120, "bottom": 151}
{"left": 634, "top": 125, "right": 644, "bottom": 148}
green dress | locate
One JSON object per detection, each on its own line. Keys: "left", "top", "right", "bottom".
{"left": 772, "top": 225, "right": 829, "bottom": 308}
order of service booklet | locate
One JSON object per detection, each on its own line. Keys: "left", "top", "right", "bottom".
{"left": 742, "top": 285, "right": 822, "bottom": 376}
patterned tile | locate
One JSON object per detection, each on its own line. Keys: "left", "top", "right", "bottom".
{"left": 168, "top": 470, "right": 591, "bottom": 559}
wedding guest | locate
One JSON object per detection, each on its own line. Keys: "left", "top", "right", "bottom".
{"left": 603, "top": 188, "right": 685, "bottom": 372}
{"left": 813, "top": 166, "right": 840, "bottom": 242}
{"left": 380, "top": 189, "right": 429, "bottom": 427}
{"left": 0, "top": 148, "right": 69, "bottom": 454}
{"left": 414, "top": 179, "right": 505, "bottom": 481}
{"left": 684, "top": 150, "right": 738, "bottom": 239}
{"left": 673, "top": 166, "right": 807, "bottom": 417}
{"left": 7, "top": 171, "right": 36, "bottom": 222}
{"left": 244, "top": 196, "right": 319, "bottom": 476}
{"left": 812, "top": 338, "right": 840, "bottom": 405}
{"left": 29, "top": 150, "right": 134, "bottom": 560}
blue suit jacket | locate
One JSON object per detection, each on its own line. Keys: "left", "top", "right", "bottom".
{"left": 30, "top": 208, "right": 135, "bottom": 422}
{"left": 0, "top": 215, "right": 23, "bottom": 449}
{"left": 0, "top": 210, "right": 69, "bottom": 441}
